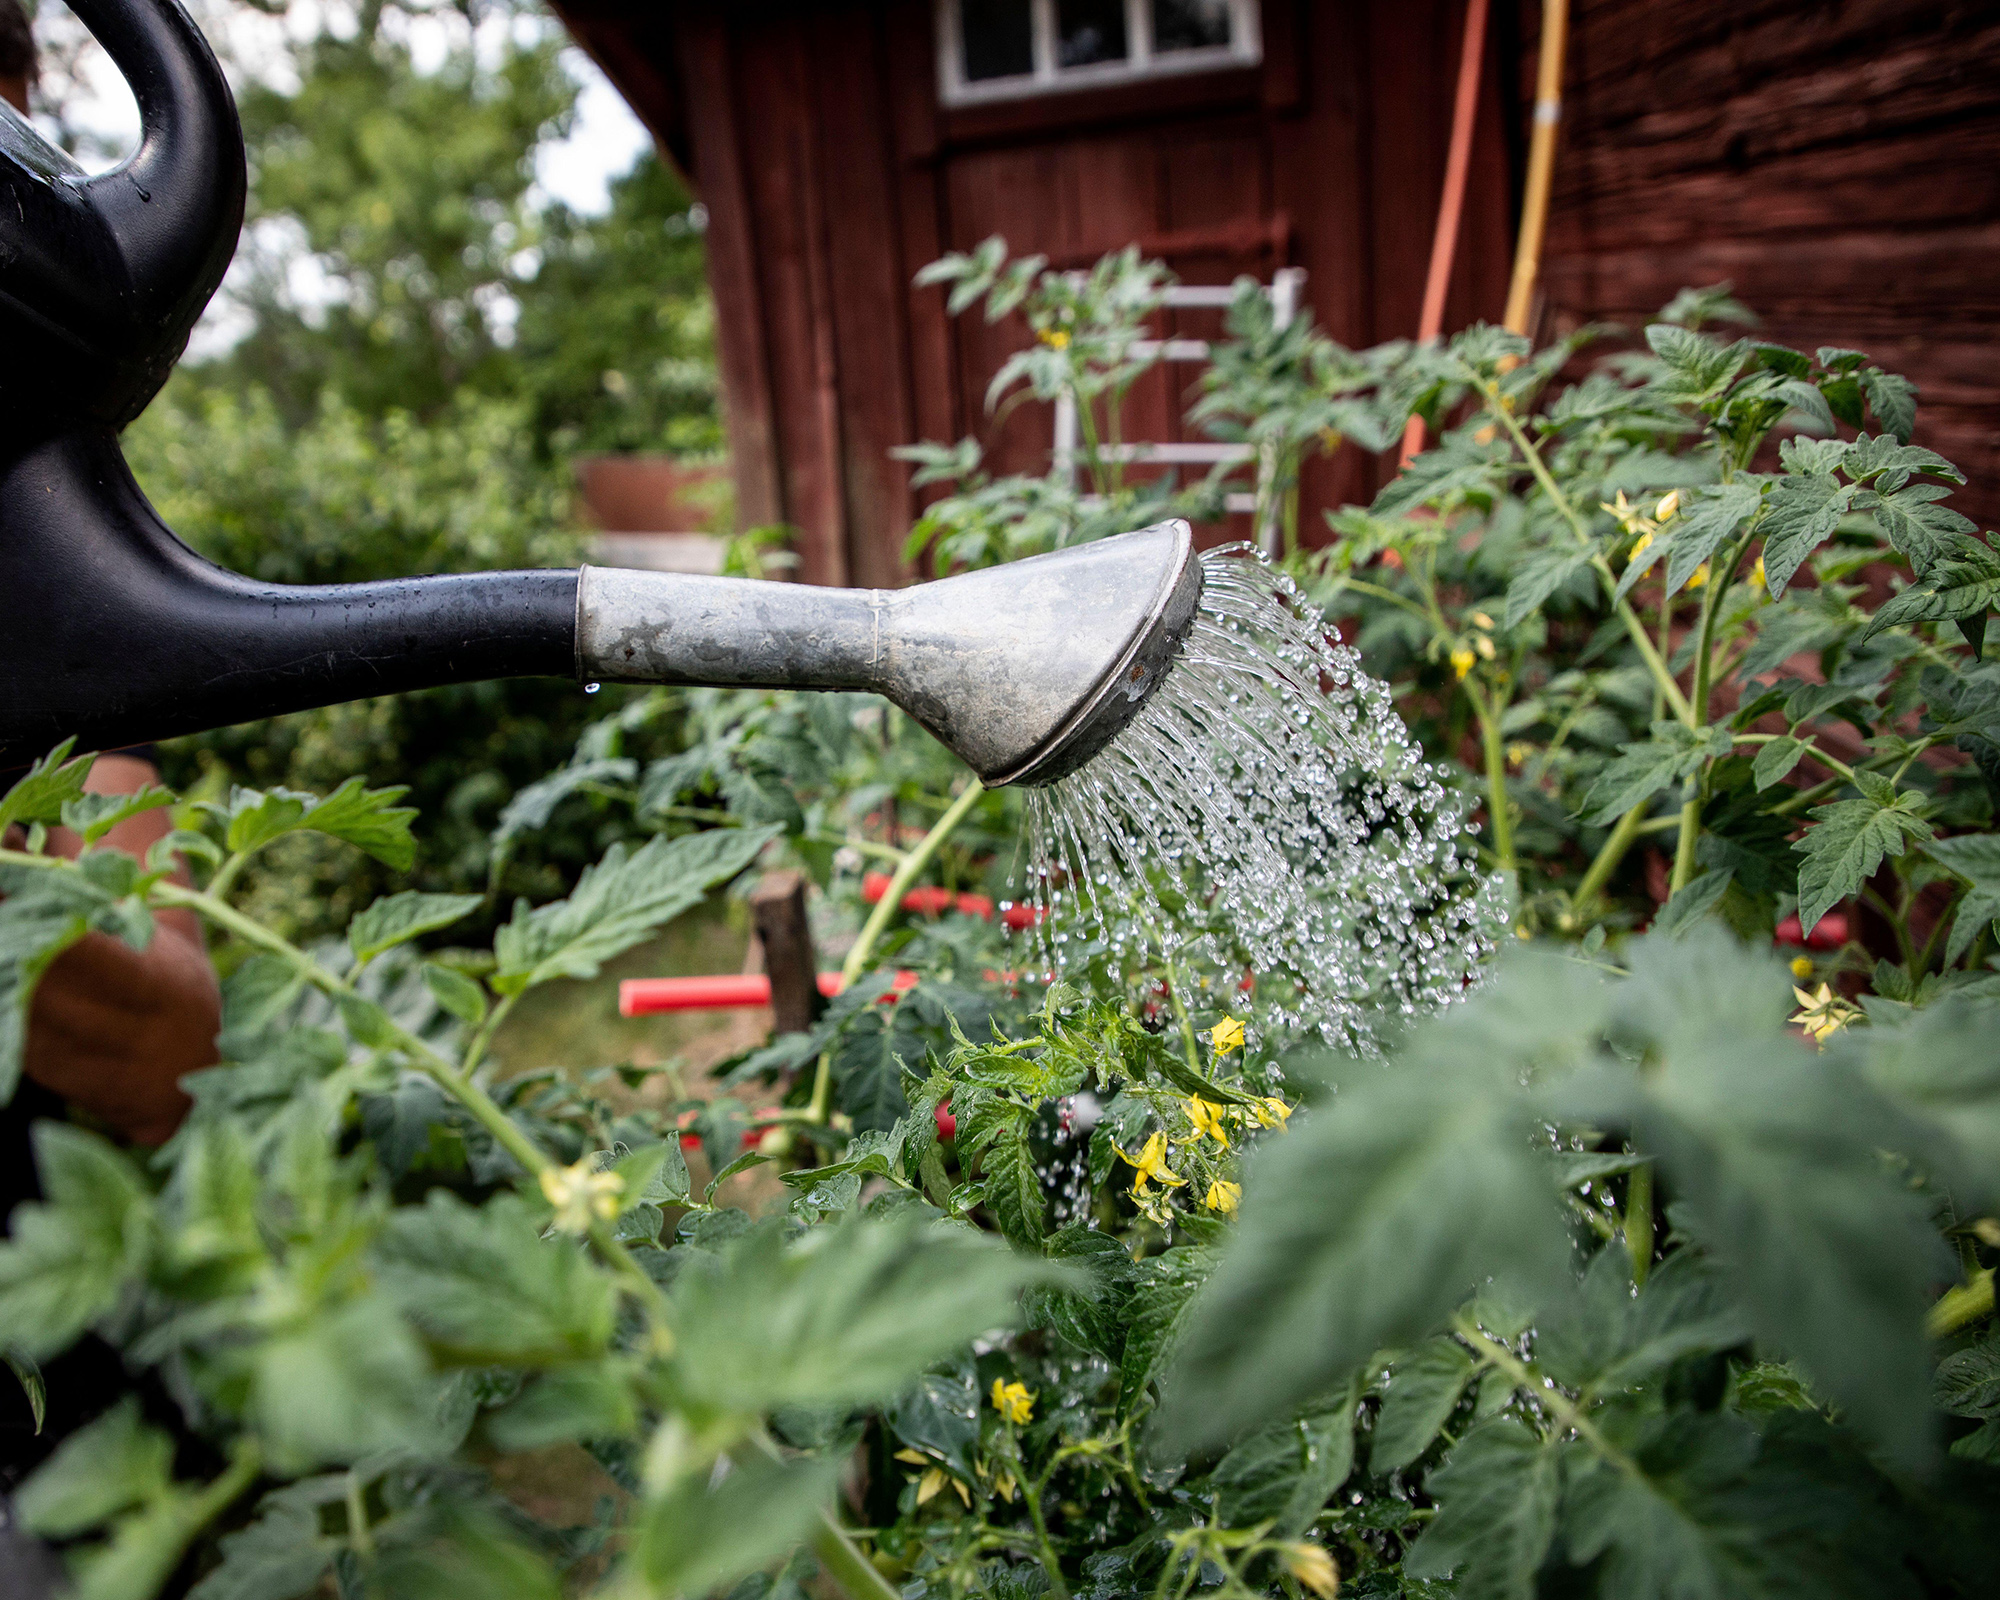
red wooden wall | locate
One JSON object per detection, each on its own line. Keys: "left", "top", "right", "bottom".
{"left": 556, "top": 0, "right": 2000, "bottom": 582}
{"left": 554, "top": 0, "right": 1514, "bottom": 585}
{"left": 1527, "top": 0, "right": 2000, "bottom": 526}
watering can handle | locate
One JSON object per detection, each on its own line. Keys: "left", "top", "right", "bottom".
{"left": 0, "top": 0, "right": 244, "bottom": 430}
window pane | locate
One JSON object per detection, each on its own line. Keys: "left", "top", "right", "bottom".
{"left": 1152, "top": 0, "right": 1232, "bottom": 52}
{"left": 961, "top": 0, "right": 1033, "bottom": 81}
{"left": 1057, "top": 0, "right": 1129, "bottom": 68}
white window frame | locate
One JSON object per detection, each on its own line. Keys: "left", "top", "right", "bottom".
{"left": 937, "top": 0, "right": 1262, "bottom": 108}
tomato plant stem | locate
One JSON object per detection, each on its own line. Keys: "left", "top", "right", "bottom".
{"left": 1623, "top": 1163, "right": 1654, "bottom": 1287}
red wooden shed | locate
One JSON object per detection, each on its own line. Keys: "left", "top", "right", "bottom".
{"left": 551, "top": 0, "right": 2000, "bottom": 585}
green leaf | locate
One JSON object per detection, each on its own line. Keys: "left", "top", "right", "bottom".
{"left": 1538, "top": 1249, "right": 1748, "bottom": 1400}
{"left": 15, "top": 1399, "right": 171, "bottom": 1538}
{"left": 250, "top": 1293, "right": 438, "bottom": 1473}
{"left": 978, "top": 1122, "right": 1047, "bottom": 1248}
{"left": 0, "top": 861, "right": 137, "bottom": 1101}
{"left": 5, "top": 1350, "right": 44, "bottom": 1434}
{"left": 1759, "top": 474, "right": 1855, "bottom": 599}
{"left": 60, "top": 786, "right": 173, "bottom": 846}
{"left": 215, "top": 778, "right": 418, "bottom": 870}
{"left": 1863, "top": 540, "right": 2000, "bottom": 642}
{"left": 1845, "top": 999, "right": 2000, "bottom": 1190}
{"left": 492, "top": 825, "right": 777, "bottom": 995}
{"left": 615, "top": 1139, "right": 692, "bottom": 1209}
{"left": 1212, "top": 1378, "right": 1360, "bottom": 1538}
{"left": 668, "top": 1214, "right": 1051, "bottom": 1415}
{"left": 1923, "top": 834, "right": 2000, "bottom": 966}
{"left": 348, "top": 891, "right": 483, "bottom": 966}
{"left": 185, "top": 1480, "right": 340, "bottom": 1600}
{"left": 631, "top": 1452, "right": 841, "bottom": 1600}
{"left": 1585, "top": 931, "right": 1949, "bottom": 1464}
{"left": 1118, "top": 1243, "right": 1215, "bottom": 1420}
{"left": 1403, "top": 1418, "right": 1560, "bottom": 1600}
{"left": 1581, "top": 723, "right": 1727, "bottom": 826}
{"left": 485, "top": 1366, "right": 638, "bottom": 1450}
{"left": 0, "top": 1125, "right": 153, "bottom": 1358}
{"left": 1861, "top": 370, "right": 1917, "bottom": 442}
{"left": 0, "top": 740, "right": 89, "bottom": 835}
{"left": 1371, "top": 1336, "right": 1477, "bottom": 1473}
{"left": 1661, "top": 481, "right": 1763, "bottom": 600}
{"left": 491, "top": 757, "right": 637, "bottom": 856}
{"left": 1561, "top": 1410, "right": 1922, "bottom": 1600}
{"left": 1162, "top": 1058, "right": 1567, "bottom": 1450}
{"left": 1751, "top": 736, "right": 1807, "bottom": 791}
{"left": 375, "top": 1191, "right": 617, "bottom": 1365}
{"left": 1793, "top": 782, "right": 1934, "bottom": 933}
{"left": 1935, "top": 1333, "right": 2000, "bottom": 1419}
{"left": 1655, "top": 868, "right": 1734, "bottom": 939}
{"left": 1871, "top": 484, "right": 1974, "bottom": 579}
{"left": 422, "top": 961, "right": 489, "bottom": 1026}
{"left": 1504, "top": 547, "right": 1593, "bottom": 629}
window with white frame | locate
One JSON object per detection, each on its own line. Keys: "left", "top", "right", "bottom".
{"left": 938, "top": 0, "right": 1262, "bottom": 106}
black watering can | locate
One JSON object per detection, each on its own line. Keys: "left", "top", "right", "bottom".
{"left": 0, "top": 0, "right": 1200, "bottom": 784}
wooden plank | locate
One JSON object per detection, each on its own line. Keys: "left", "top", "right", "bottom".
{"left": 749, "top": 870, "right": 825, "bottom": 1036}
{"left": 809, "top": 7, "right": 922, "bottom": 587}
{"left": 673, "top": 12, "right": 785, "bottom": 534}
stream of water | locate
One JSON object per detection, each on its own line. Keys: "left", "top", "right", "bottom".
{"left": 1024, "top": 545, "right": 1506, "bottom": 1051}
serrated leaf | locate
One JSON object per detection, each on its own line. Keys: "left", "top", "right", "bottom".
{"left": 1863, "top": 543, "right": 2000, "bottom": 642}
{"left": 1662, "top": 481, "right": 1762, "bottom": 599}
{"left": 1371, "top": 1336, "right": 1476, "bottom": 1472}
{"left": 1538, "top": 1250, "right": 1748, "bottom": 1399}
{"left": 492, "top": 825, "right": 777, "bottom": 995}
{"left": 15, "top": 1398, "right": 171, "bottom": 1538}
{"left": 216, "top": 778, "right": 418, "bottom": 871}
{"left": 1934, "top": 1334, "right": 2000, "bottom": 1420}
{"left": 1871, "top": 485, "right": 1973, "bottom": 579}
{"left": 1580, "top": 723, "right": 1724, "bottom": 826}
{"left": 668, "top": 1214, "right": 1051, "bottom": 1415}
{"left": 0, "top": 861, "right": 137, "bottom": 1101}
{"left": 185, "top": 1480, "right": 341, "bottom": 1600}
{"left": 250, "top": 1293, "right": 437, "bottom": 1473}
{"left": 1655, "top": 868, "right": 1734, "bottom": 938}
{"left": 421, "top": 962, "right": 488, "bottom": 1026}
{"left": 1793, "top": 787, "right": 1934, "bottom": 933}
{"left": 0, "top": 1125, "right": 152, "bottom": 1358}
{"left": 1212, "top": 1377, "right": 1360, "bottom": 1538}
{"left": 1759, "top": 474, "right": 1855, "bottom": 599}
{"left": 348, "top": 891, "right": 483, "bottom": 966}
{"left": 1403, "top": 1418, "right": 1560, "bottom": 1600}
{"left": 60, "top": 786, "right": 173, "bottom": 846}
{"left": 1504, "top": 547, "right": 1593, "bottom": 628}
{"left": 0, "top": 741, "right": 88, "bottom": 835}
{"left": 375, "top": 1191, "right": 617, "bottom": 1365}
{"left": 631, "top": 1452, "right": 840, "bottom": 1600}
{"left": 1119, "top": 1243, "right": 1215, "bottom": 1420}
{"left": 1161, "top": 1060, "right": 1567, "bottom": 1450}
{"left": 1751, "top": 737, "right": 1807, "bottom": 791}
{"left": 1861, "top": 370, "right": 1917, "bottom": 442}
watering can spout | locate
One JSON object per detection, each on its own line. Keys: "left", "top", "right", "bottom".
{"left": 0, "top": 1, "right": 1205, "bottom": 785}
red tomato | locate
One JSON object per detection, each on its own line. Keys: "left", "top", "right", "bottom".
{"left": 956, "top": 892, "right": 995, "bottom": 920}
{"left": 935, "top": 1099, "right": 957, "bottom": 1141}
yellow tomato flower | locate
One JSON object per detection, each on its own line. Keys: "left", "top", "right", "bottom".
{"left": 1687, "top": 562, "right": 1710, "bottom": 590}
{"left": 1185, "top": 1097, "right": 1230, "bottom": 1146}
{"left": 1282, "top": 1542, "right": 1340, "bottom": 1598}
{"left": 1504, "top": 742, "right": 1535, "bottom": 769}
{"left": 539, "top": 1159, "right": 623, "bottom": 1233}
{"left": 1601, "top": 491, "right": 1644, "bottom": 534}
{"left": 1789, "top": 954, "right": 1814, "bottom": 979}
{"left": 1790, "top": 982, "right": 1860, "bottom": 1044}
{"left": 1251, "top": 1096, "right": 1293, "bottom": 1130}
{"left": 1210, "top": 1016, "right": 1246, "bottom": 1055}
{"left": 1204, "top": 1179, "right": 1242, "bottom": 1215}
{"left": 1128, "top": 1131, "right": 1187, "bottom": 1196}
{"left": 1627, "top": 529, "right": 1655, "bottom": 563}
{"left": 1450, "top": 645, "right": 1476, "bottom": 680}
{"left": 1469, "top": 610, "right": 1495, "bottom": 631}
{"left": 1039, "top": 327, "right": 1071, "bottom": 350}
{"left": 991, "top": 1378, "right": 1036, "bottom": 1426}
{"left": 1750, "top": 555, "right": 1767, "bottom": 591}
{"left": 1655, "top": 490, "right": 1681, "bottom": 522}
{"left": 993, "top": 1469, "right": 1018, "bottom": 1502}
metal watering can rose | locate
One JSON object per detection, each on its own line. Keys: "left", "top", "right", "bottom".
{"left": 0, "top": 0, "right": 1201, "bottom": 782}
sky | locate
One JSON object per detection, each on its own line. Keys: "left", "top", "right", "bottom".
{"left": 29, "top": 0, "right": 654, "bottom": 216}
{"left": 26, "top": 0, "right": 657, "bottom": 354}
